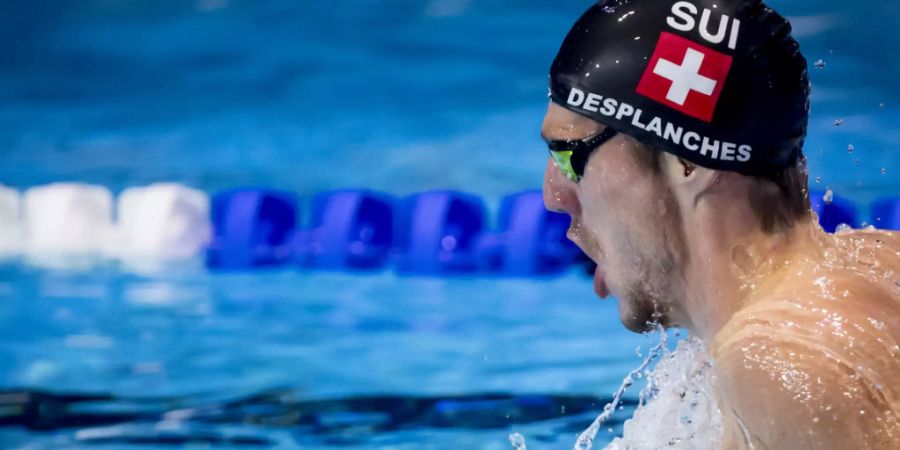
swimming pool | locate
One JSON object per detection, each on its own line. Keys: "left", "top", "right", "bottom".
{"left": 1, "top": 0, "right": 898, "bottom": 448}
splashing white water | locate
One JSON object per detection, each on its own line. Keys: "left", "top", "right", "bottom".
{"left": 509, "top": 432, "right": 527, "bottom": 450}
{"left": 572, "top": 325, "right": 671, "bottom": 450}
{"left": 605, "top": 337, "right": 722, "bottom": 449}
{"left": 508, "top": 330, "right": 722, "bottom": 450}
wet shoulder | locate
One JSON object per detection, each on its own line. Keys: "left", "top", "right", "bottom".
{"left": 832, "top": 228, "right": 900, "bottom": 275}
{"left": 711, "top": 298, "right": 900, "bottom": 449}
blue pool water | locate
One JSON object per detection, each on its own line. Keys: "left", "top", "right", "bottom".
{"left": 0, "top": 266, "right": 653, "bottom": 449}
{"left": 1, "top": 0, "right": 899, "bottom": 449}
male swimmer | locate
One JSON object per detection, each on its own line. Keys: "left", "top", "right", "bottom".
{"left": 541, "top": 0, "right": 900, "bottom": 448}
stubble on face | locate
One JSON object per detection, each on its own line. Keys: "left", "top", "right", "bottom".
{"left": 605, "top": 183, "right": 687, "bottom": 332}
{"left": 617, "top": 241, "right": 678, "bottom": 332}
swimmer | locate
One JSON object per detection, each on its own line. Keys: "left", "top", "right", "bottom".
{"left": 540, "top": 1, "right": 900, "bottom": 448}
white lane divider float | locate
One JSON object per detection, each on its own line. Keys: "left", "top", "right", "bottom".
{"left": 113, "top": 183, "right": 210, "bottom": 260}
{"left": 6, "top": 182, "right": 210, "bottom": 269}
{"left": 0, "top": 185, "right": 21, "bottom": 256}
{"left": 24, "top": 183, "right": 114, "bottom": 259}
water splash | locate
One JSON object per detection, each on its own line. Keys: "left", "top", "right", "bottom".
{"left": 509, "top": 432, "right": 527, "bottom": 450}
{"left": 835, "top": 223, "right": 853, "bottom": 234}
{"left": 606, "top": 338, "right": 722, "bottom": 449}
{"left": 508, "top": 324, "right": 670, "bottom": 450}
{"left": 518, "top": 330, "right": 723, "bottom": 450}
{"left": 600, "top": 0, "right": 630, "bottom": 14}
{"left": 572, "top": 324, "right": 671, "bottom": 450}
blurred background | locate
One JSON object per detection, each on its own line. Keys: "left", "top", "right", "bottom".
{"left": 0, "top": 0, "right": 898, "bottom": 449}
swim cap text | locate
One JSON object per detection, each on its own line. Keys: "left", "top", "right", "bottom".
{"left": 667, "top": 1, "right": 741, "bottom": 50}
{"left": 566, "top": 87, "right": 751, "bottom": 162}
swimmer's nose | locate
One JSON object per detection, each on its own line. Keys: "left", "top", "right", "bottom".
{"left": 543, "top": 157, "right": 581, "bottom": 216}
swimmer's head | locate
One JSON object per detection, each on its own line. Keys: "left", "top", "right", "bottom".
{"left": 542, "top": 0, "right": 812, "bottom": 332}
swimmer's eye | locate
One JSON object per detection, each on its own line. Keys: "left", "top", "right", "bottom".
{"left": 546, "top": 126, "right": 618, "bottom": 183}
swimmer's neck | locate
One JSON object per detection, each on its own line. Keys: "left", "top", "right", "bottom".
{"left": 676, "top": 215, "right": 822, "bottom": 341}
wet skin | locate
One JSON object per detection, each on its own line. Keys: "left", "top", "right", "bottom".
{"left": 711, "top": 229, "right": 900, "bottom": 449}
{"left": 541, "top": 102, "right": 900, "bottom": 449}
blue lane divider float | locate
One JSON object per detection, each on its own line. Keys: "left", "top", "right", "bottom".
{"left": 296, "top": 190, "right": 394, "bottom": 270}
{"left": 809, "top": 190, "right": 858, "bottom": 232}
{"left": 206, "top": 189, "right": 298, "bottom": 269}
{"left": 201, "top": 188, "right": 898, "bottom": 273}
{"left": 871, "top": 196, "right": 900, "bottom": 230}
{"left": 476, "top": 191, "right": 580, "bottom": 275}
{"left": 395, "top": 191, "right": 485, "bottom": 274}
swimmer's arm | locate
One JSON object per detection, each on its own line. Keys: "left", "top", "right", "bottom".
{"left": 714, "top": 332, "right": 892, "bottom": 450}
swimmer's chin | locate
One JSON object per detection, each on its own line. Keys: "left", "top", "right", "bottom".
{"left": 617, "top": 302, "right": 672, "bottom": 333}
{"left": 620, "top": 315, "right": 654, "bottom": 333}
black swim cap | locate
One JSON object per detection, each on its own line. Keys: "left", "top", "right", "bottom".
{"left": 550, "top": 0, "right": 809, "bottom": 175}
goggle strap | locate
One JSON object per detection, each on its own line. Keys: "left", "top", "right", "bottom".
{"left": 570, "top": 127, "right": 618, "bottom": 179}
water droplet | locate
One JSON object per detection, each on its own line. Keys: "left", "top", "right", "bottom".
{"left": 815, "top": 176, "right": 821, "bottom": 184}
{"left": 509, "top": 432, "right": 527, "bottom": 450}
{"left": 847, "top": 144, "right": 854, "bottom": 153}
{"left": 814, "top": 59, "right": 826, "bottom": 69}
{"left": 835, "top": 223, "right": 853, "bottom": 233}
{"left": 617, "top": 11, "right": 636, "bottom": 22}
{"left": 823, "top": 189, "right": 834, "bottom": 204}
{"left": 854, "top": 159, "right": 860, "bottom": 166}
{"left": 880, "top": 103, "right": 886, "bottom": 109}
{"left": 833, "top": 118, "right": 844, "bottom": 127}
{"left": 881, "top": 168, "right": 887, "bottom": 175}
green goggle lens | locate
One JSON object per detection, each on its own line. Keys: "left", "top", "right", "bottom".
{"left": 545, "top": 126, "right": 618, "bottom": 183}
{"left": 549, "top": 149, "right": 579, "bottom": 183}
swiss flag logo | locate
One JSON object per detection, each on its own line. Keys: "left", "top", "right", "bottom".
{"left": 635, "top": 32, "right": 733, "bottom": 123}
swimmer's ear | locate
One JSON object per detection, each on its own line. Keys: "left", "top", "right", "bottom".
{"left": 660, "top": 153, "right": 721, "bottom": 199}
{"left": 677, "top": 157, "right": 696, "bottom": 177}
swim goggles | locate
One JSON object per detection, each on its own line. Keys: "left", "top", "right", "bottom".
{"left": 546, "top": 126, "right": 618, "bottom": 183}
